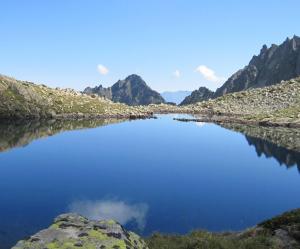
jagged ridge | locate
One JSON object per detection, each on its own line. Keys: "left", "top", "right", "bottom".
{"left": 84, "top": 74, "right": 165, "bottom": 106}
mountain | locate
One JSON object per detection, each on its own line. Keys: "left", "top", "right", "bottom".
{"left": 180, "top": 87, "right": 214, "bottom": 105}
{"left": 83, "top": 84, "right": 112, "bottom": 99}
{"left": 214, "top": 35, "right": 300, "bottom": 97}
{"left": 0, "top": 74, "right": 152, "bottom": 120}
{"left": 160, "top": 91, "right": 191, "bottom": 105}
{"left": 84, "top": 74, "right": 165, "bottom": 106}
{"left": 182, "top": 35, "right": 300, "bottom": 105}
{"left": 176, "top": 77, "right": 300, "bottom": 127}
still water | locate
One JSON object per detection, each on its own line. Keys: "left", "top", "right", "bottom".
{"left": 0, "top": 115, "right": 300, "bottom": 248}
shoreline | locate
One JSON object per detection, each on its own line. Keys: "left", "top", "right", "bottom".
{"left": 13, "top": 208, "right": 300, "bottom": 249}
{"left": 173, "top": 113, "right": 300, "bottom": 128}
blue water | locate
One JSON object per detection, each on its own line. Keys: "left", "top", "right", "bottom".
{"left": 0, "top": 115, "right": 300, "bottom": 248}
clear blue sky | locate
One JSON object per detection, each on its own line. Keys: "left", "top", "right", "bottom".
{"left": 1, "top": 0, "right": 299, "bottom": 92}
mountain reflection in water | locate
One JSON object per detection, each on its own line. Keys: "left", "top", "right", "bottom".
{"left": 0, "top": 118, "right": 126, "bottom": 153}
{"left": 221, "top": 123, "right": 300, "bottom": 172}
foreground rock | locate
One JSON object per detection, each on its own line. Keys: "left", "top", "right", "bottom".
{"left": 13, "top": 209, "right": 300, "bottom": 249}
{"left": 13, "top": 213, "right": 148, "bottom": 249}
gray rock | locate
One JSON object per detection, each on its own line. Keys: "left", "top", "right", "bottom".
{"left": 12, "top": 213, "right": 148, "bottom": 249}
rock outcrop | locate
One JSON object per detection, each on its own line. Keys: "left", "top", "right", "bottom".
{"left": 180, "top": 87, "right": 214, "bottom": 105}
{"left": 84, "top": 74, "right": 165, "bottom": 106}
{"left": 12, "top": 209, "right": 300, "bottom": 249}
{"left": 13, "top": 213, "right": 148, "bottom": 249}
{"left": 214, "top": 35, "right": 300, "bottom": 97}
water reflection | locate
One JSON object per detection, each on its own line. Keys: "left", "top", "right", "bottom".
{"left": 0, "top": 118, "right": 126, "bottom": 153}
{"left": 69, "top": 199, "right": 148, "bottom": 231}
{"left": 221, "top": 123, "right": 300, "bottom": 171}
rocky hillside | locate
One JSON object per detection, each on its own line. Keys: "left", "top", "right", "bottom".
{"left": 84, "top": 74, "right": 165, "bottom": 106}
{"left": 182, "top": 35, "right": 300, "bottom": 105}
{"left": 13, "top": 213, "right": 148, "bottom": 249}
{"left": 182, "top": 77, "right": 300, "bottom": 127}
{"left": 215, "top": 35, "right": 300, "bottom": 97}
{"left": 180, "top": 86, "right": 214, "bottom": 105}
{"left": 0, "top": 74, "right": 153, "bottom": 120}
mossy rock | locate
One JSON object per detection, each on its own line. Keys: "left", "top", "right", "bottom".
{"left": 12, "top": 213, "right": 148, "bottom": 249}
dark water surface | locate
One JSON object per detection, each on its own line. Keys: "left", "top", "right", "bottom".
{"left": 0, "top": 115, "right": 300, "bottom": 248}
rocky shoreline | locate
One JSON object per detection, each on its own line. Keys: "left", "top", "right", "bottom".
{"left": 13, "top": 209, "right": 300, "bottom": 249}
{"left": 1, "top": 74, "right": 300, "bottom": 128}
{"left": 174, "top": 114, "right": 300, "bottom": 128}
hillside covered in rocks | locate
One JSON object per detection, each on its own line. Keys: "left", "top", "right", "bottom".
{"left": 182, "top": 35, "right": 300, "bottom": 105}
{"left": 0, "top": 74, "right": 153, "bottom": 120}
{"left": 174, "top": 77, "right": 300, "bottom": 127}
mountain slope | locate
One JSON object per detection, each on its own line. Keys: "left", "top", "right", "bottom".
{"left": 180, "top": 87, "right": 214, "bottom": 105}
{"left": 160, "top": 91, "right": 191, "bottom": 105}
{"left": 214, "top": 35, "right": 300, "bottom": 97}
{"left": 175, "top": 77, "right": 300, "bottom": 127}
{"left": 181, "top": 35, "right": 300, "bottom": 105}
{"left": 0, "top": 74, "right": 152, "bottom": 119}
{"left": 84, "top": 74, "right": 165, "bottom": 106}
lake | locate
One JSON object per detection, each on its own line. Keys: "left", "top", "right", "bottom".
{"left": 0, "top": 115, "right": 300, "bottom": 249}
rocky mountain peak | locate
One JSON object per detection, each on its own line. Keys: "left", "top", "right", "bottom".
{"left": 180, "top": 86, "right": 214, "bottom": 105}
{"left": 84, "top": 74, "right": 165, "bottom": 105}
{"left": 214, "top": 35, "right": 300, "bottom": 97}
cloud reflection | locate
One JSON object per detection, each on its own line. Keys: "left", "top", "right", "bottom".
{"left": 195, "top": 122, "right": 206, "bottom": 127}
{"left": 69, "top": 199, "right": 148, "bottom": 230}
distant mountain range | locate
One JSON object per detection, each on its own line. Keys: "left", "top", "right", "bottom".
{"left": 84, "top": 74, "right": 165, "bottom": 106}
{"left": 181, "top": 35, "right": 300, "bottom": 105}
{"left": 160, "top": 91, "right": 191, "bottom": 105}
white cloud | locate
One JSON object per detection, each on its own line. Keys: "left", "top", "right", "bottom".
{"left": 173, "top": 69, "right": 181, "bottom": 78}
{"left": 195, "top": 65, "right": 224, "bottom": 83}
{"left": 69, "top": 199, "right": 148, "bottom": 230}
{"left": 97, "top": 64, "right": 109, "bottom": 75}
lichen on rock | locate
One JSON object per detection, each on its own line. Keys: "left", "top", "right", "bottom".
{"left": 12, "top": 213, "right": 148, "bottom": 249}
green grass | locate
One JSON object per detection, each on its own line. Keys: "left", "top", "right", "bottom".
{"left": 146, "top": 231, "right": 275, "bottom": 249}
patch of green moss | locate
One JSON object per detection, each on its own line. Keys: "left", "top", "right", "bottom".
{"left": 109, "top": 239, "right": 127, "bottom": 249}
{"left": 88, "top": 229, "right": 108, "bottom": 240}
